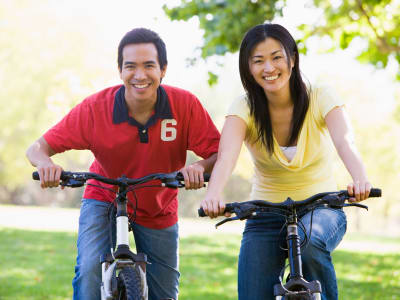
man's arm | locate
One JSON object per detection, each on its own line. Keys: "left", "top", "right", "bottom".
{"left": 26, "top": 137, "right": 63, "bottom": 188}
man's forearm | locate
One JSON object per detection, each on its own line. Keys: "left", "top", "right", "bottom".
{"left": 192, "top": 152, "right": 218, "bottom": 173}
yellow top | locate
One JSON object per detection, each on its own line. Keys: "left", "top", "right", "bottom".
{"left": 228, "top": 85, "right": 344, "bottom": 202}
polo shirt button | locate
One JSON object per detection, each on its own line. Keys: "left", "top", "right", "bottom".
{"left": 142, "top": 129, "right": 146, "bottom": 133}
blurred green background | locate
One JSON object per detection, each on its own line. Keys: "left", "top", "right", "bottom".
{"left": 1, "top": 0, "right": 399, "bottom": 225}
{"left": 0, "top": 0, "right": 399, "bottom": 298}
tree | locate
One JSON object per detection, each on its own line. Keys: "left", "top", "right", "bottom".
{"left": 163, "top": 0, "right": 400, "bottom": 83}
{"left": 0, "top": 0, "right": 107, "bottom": 201}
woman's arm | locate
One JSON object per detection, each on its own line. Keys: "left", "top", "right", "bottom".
{"left": 201, "top": 116, "right": 247, "bottom": 218}
{"left": 325, "top": 106, "right": 371, "bottom": 201}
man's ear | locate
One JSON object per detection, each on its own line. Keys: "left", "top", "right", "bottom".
{"left": 161, "top": 65, "right": 167, "bottom": 79}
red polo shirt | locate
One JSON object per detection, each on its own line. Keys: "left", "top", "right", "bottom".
{"left": 44, "top": 84, "right": 220, "bottom": 229}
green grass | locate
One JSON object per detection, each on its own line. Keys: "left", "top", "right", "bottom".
{"left": 0, "top": 227, "right": 399, "bottom": 299}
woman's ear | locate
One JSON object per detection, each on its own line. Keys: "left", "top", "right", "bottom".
{"left": 290, "top": 55, "right": 295, "bottom": 69}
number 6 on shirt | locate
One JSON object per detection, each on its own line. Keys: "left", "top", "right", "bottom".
{"left": 161, "top": 119, "right": 177, "bottom": 141}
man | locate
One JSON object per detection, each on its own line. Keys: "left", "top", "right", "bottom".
{"left": 26, "top": 28, "right": 220, "bottom": 300}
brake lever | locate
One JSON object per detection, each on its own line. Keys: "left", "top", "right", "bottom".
{"left": 215, "top": 216, "right": 240, "bottom": 228}
{"left": 323, "top": 194, "right": 345, "bottom": 208}
{"left": 343, "top": 203, "right": 368, "bottom": 210}
{"left": 60, "top": 179, "right": 85, "bottom": 188}
{"left": 215, "top": 204, "right": 258, "bottom": 228}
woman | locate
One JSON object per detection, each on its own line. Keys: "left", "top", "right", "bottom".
{"left": 201, "top": 23, "right": 372, "bottom": 300}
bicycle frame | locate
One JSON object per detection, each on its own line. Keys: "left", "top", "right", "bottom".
{"left": 33, "top": 170, "right": 204, "bottom": 300}
{"left": 100, "top": 181, "right": 148, "bottom": 300}
{"left": 273, "top": 205, "right": 321, "bottom": 300}
{"left": 199, "top": 188, "right": 381, "bottom": 300}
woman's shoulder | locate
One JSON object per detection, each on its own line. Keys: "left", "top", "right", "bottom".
{"left": 227, "top": 94, "right": 251, "bottom": 124}
{"left": 307, "top": 81, "right": 344, "bottom": 119}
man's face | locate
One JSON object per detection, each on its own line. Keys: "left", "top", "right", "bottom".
{"left": 119, "top": 43, "right": 167, "bottom": 104}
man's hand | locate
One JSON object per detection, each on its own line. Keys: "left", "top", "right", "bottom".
{"left": 26, "top": 137, "right": 64, "bottom": 189}
{"left": 179, "top": 163, "right": 205, "bottom": 190}
{"left": 37, "top": 162, "right": 64, "bottom": 189}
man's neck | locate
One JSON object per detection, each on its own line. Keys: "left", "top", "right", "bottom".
{"left": 124, "top": 93, "right": 157, "bottom": 125}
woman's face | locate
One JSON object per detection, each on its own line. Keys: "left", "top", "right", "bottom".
{"left": 249, "top": 37, "right": 294, "bottom": 97}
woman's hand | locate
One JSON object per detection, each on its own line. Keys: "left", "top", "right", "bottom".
{"left": 347, "top": 180, "right": 372, "bottom": 202}
{"left": 201, "top": 193, "right": 229, "bottom": 219}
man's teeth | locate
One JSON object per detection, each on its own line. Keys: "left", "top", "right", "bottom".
{"left": 264, "top": 75, "right": 279, "bottom": 81}
{"left": 133, "top": 84, "right": 149, "bottom": 88}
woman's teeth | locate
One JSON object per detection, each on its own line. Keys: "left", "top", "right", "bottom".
{"left": 264, "top": 75, "right": 279, "bottom": 81}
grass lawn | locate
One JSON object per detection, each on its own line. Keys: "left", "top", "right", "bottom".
{"left": 0, "top": 227, "right": 399, "bottom": 299}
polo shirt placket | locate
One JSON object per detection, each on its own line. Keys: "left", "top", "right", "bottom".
{"left": 112, "top": 86, "right": 173, "bottom": 143}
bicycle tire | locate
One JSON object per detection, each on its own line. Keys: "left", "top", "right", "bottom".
{"left": 275, "top": 293, "right": 320, "bottom": 300}
{"left": 117, "top": 266, "right": 143, "bottom": 300}
{"left": 312, "top": 293, "right": 321, "bottom": 300}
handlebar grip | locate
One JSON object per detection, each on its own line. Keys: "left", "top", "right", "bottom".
{"left": 176, "top": 172, "right": 210, "bottom": 182}
{"left": 198, "top": 207, "right": 207, "bottom": 217}
{"left": 32, "top": 171, "right": 40, "bottom": 180}
{"left": 369, "top": 188, "right": 382, "bottom": 197}
{"left": 32, "top": 171, "right": 70, "bottom": 181}
{"left": 203, "top": 173, "right": 210, "bottom": 182}
{"left": 198, "top": 203, "right": 233, "bottom": 217}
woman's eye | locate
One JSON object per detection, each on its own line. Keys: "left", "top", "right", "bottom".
{"left": 273, "top": 56, "right": 282, "bottom": 60}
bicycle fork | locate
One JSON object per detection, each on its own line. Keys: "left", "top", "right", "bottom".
{"left": 100, "top": 189, "right": 148, "bottom": 300}
{"left": 274, "top": 209, "right": 322, "bottom": 299}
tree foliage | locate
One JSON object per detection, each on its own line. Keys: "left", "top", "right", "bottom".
{"left": 0, "top": 0, "right": 104, "bottom": 190}
{"left": 163, "top": 0, "right": 400, "bottom": 81}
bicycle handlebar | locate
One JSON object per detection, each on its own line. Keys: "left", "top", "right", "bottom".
{"left": 198, "top": 188, "right": 382, "bottom": 218}
{"left": 32, "top": 171, "right": 210, "bottom": 189}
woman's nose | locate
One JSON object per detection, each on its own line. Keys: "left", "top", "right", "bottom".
{"left": 263, "top": 61, "right": 275, "bottom": 72}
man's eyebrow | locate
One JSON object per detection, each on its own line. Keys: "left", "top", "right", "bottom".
{"left": 123, "top": 60, "right": 157, "bottom": 65}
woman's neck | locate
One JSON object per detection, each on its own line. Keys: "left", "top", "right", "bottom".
{"left": 264, "top": 85, "right": 293, "bottom": 110}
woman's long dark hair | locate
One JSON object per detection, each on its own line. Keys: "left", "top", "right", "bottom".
{"left": 239, "top": 23, "right": 309, "bottom": 154}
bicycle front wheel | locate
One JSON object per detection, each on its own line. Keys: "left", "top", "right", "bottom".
{"left": 275, "top": 293, "right": 321, "bottom": 300}
{"left": 312, "top": 292, "right": 321, "bottom": 300}
{"left": 117, "top": 266, "right": 144, "bottom": 300}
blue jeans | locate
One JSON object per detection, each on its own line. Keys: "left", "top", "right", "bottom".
{"left": 238, "top": 207, "right": 347, "bottom": 300}
{"left": 72, "top": 199, "right": 180, "bottom": 300}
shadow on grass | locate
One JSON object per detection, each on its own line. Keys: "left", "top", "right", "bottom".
{"left": 333, "top": 250, "right": 400, "bottom": 299}
{"left": 179, "top": 235, "right": 400, "bottom": 300}
{"left": 179, "top": 235, "right": 241, "bottom": 300}
{"left": 0, "top": 228, "right": 76, "bottom": 300}
{"left": 1, "top": 229, "right": 399, "bottom": 300}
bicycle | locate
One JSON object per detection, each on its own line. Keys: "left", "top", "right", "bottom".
{"left": 33, "top": 170, "right": 209, "bottom": 300}
{"left": 198, "top": 188, "right": 381, "bottom": 300}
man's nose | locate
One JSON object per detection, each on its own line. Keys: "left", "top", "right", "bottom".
{"left": 134, "top": 68, "right": 146, "bottom": 80}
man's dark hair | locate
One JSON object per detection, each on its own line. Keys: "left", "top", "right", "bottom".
{"left": 118, "top": 28, "right": 167, "bottom": 71}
